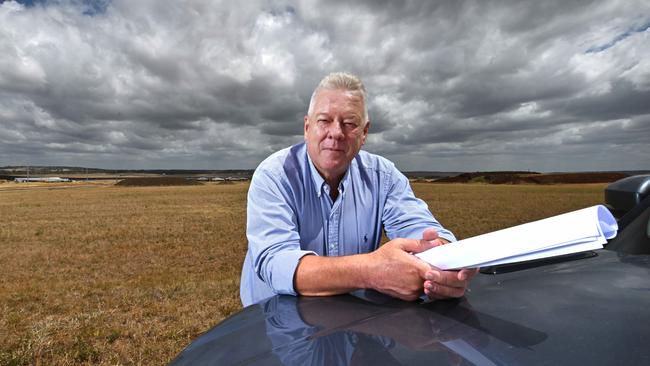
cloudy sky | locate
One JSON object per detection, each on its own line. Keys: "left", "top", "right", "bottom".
{"left": 1, "top": 0, "right": 649, "bottom": 171}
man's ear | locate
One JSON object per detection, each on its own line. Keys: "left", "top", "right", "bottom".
{"left": 303, "top": 115, "right": 310, "bottom": 141}
{"left": 361, "top": 120, "right": 370, "bottom": 145}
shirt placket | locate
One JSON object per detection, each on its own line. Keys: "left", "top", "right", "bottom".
{"left": 328, "top": 199, "right": 342, "bottom": 256}
{"left": 321, "top": 184, "right": 343, "bottom": 257}
{"left": 329, "top": 185, "right": 347, "bottom": 257}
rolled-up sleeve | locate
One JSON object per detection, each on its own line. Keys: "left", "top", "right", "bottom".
{"left": 381, "top": 166, "right": 457, "bottom": 243}
{"left": 246, "top": 168, "right": 317, "bottom": 296}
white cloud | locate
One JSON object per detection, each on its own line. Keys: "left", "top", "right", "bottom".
{"left": 0, "top": 0, "right": 649, "bottom": 171}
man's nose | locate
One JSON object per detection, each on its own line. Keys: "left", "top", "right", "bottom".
{"left": 327, "top": 120, "right": 344, "bottom": 139}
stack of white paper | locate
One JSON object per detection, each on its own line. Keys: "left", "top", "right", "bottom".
{"left": 416, "top": 205, "right": 618, "bottom": 270}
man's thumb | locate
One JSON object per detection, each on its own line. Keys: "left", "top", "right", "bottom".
{"left": 402, "top": 238, "right": 437, "bottom": 254}
{"left": 422, "top": 228, "right": 439, "bottom": 242}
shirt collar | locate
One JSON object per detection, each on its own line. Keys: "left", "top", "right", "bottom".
{"left": 306, "top": 149, "right": 352, "bottom": 198}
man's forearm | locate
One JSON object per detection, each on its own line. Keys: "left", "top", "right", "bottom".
{"left": 293, "top": 253, "right": 373, "bottom": 296}
{"left": 293, "top": 237, "right": 438, "bottom": 301}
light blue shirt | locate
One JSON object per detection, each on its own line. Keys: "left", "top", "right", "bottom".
{"left": 240, "top": 142, "right": 456, "bottom": 306}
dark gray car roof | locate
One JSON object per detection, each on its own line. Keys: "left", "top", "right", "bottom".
{"left": 170, "top": 249, "right": 650, "bottom": 365}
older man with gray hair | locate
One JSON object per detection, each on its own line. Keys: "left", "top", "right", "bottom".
{"left": 240, "top": 72, "right": 476, "bottom": 306}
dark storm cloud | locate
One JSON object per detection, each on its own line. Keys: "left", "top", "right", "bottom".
{"left": 0, "top": 0, "right": 648, "bottom": 170}
{"left": 550, "top": 79, "right": 650, "bottom": 121}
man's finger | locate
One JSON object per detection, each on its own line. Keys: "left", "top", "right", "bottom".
{"left": 421, "top": 228, "right": 439, "bottom": 242}
{"left": 398, "top": 238, "right": 437, "bottom": 254}
{"left": 425, "top": 270, "right": 468, "bottom": 288}
{"left": 458, "top": 268, "right": 479, "bottom": 281}
{"left": 424, "top": 280, "right": 467, "bottom": 299}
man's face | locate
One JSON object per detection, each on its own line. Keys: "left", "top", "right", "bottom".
{"left": 304, "top": 88, "right": 369, "bottom": 184}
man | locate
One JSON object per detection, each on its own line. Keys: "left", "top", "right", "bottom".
{"left": 240, "top": 72, "right": 476, "bottom": 306}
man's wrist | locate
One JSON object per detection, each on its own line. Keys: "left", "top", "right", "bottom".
{"left": 357, "top": 252, "right": 375, "bottom": 290}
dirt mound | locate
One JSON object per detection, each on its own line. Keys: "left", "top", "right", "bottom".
{"left": 115, "top": 177, "right": 202, "bottom": 187}
{"left": 522, "top": 172, "right": 627, "bottom": 184}
{"left": 433, "top": 172, "right": 627, "bottom": 184}
{"left": 434, "top": 171, "right": 541, "bottom": 184}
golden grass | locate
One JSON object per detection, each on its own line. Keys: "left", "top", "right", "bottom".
{"left": 411, "top": 183, "right": 607, "bottom": 239}
{"left": 1, "top": 183, "right": 247, "bottom": 365}
{"left": 0, "top": 182, "right": 606, "bottom": 365}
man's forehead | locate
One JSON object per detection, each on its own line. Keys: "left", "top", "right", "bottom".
{"left": 315, "top": 88, "right": 363, "bottom": 100}
{"left": 312, "top": 89, "right": 364, "bottom": 111}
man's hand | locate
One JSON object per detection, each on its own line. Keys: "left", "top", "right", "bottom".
{"left": 295, "top": 228, "right": 476, "bottom": 302}
{"left": 366, "top": 237, "right": 437, "bottom": 301}
{"left": 421, "top": 228, "right": 478, "bottom": 300}
{"left": 421, "top": 227, "right": 449, "bottom": 247}
{"left": 423, "top": 267, "right": 478, "bottom": 299}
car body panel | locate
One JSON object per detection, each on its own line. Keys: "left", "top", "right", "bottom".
{"left": 170, "top": 249, "right": 650, "bottom": 365}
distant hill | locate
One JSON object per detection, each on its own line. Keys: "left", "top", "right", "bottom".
{"left": 0, "top": 166, "right": 254, "bottom": 180}
{"left": 430, "top": 171, "right": 631, "bottom": 184}
{"left": 402, "top": 171, "right": 463, "bottom": 179}
{"left": 2, "top": 166, "right": 647, "bottom": 184}
{"left": 115, "top": 177, "right": 203, "bottom": 187}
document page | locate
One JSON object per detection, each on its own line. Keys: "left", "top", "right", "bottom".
{"left": 416, "top": 205, "right": 618, "bottom": 270}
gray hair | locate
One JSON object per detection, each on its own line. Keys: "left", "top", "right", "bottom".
{"left": 307, "top": 72, "right": 369, "bottom": 123}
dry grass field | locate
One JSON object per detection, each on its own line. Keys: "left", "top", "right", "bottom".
{"left": 0, "top": 181, "right": 606, "bottom": 365}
